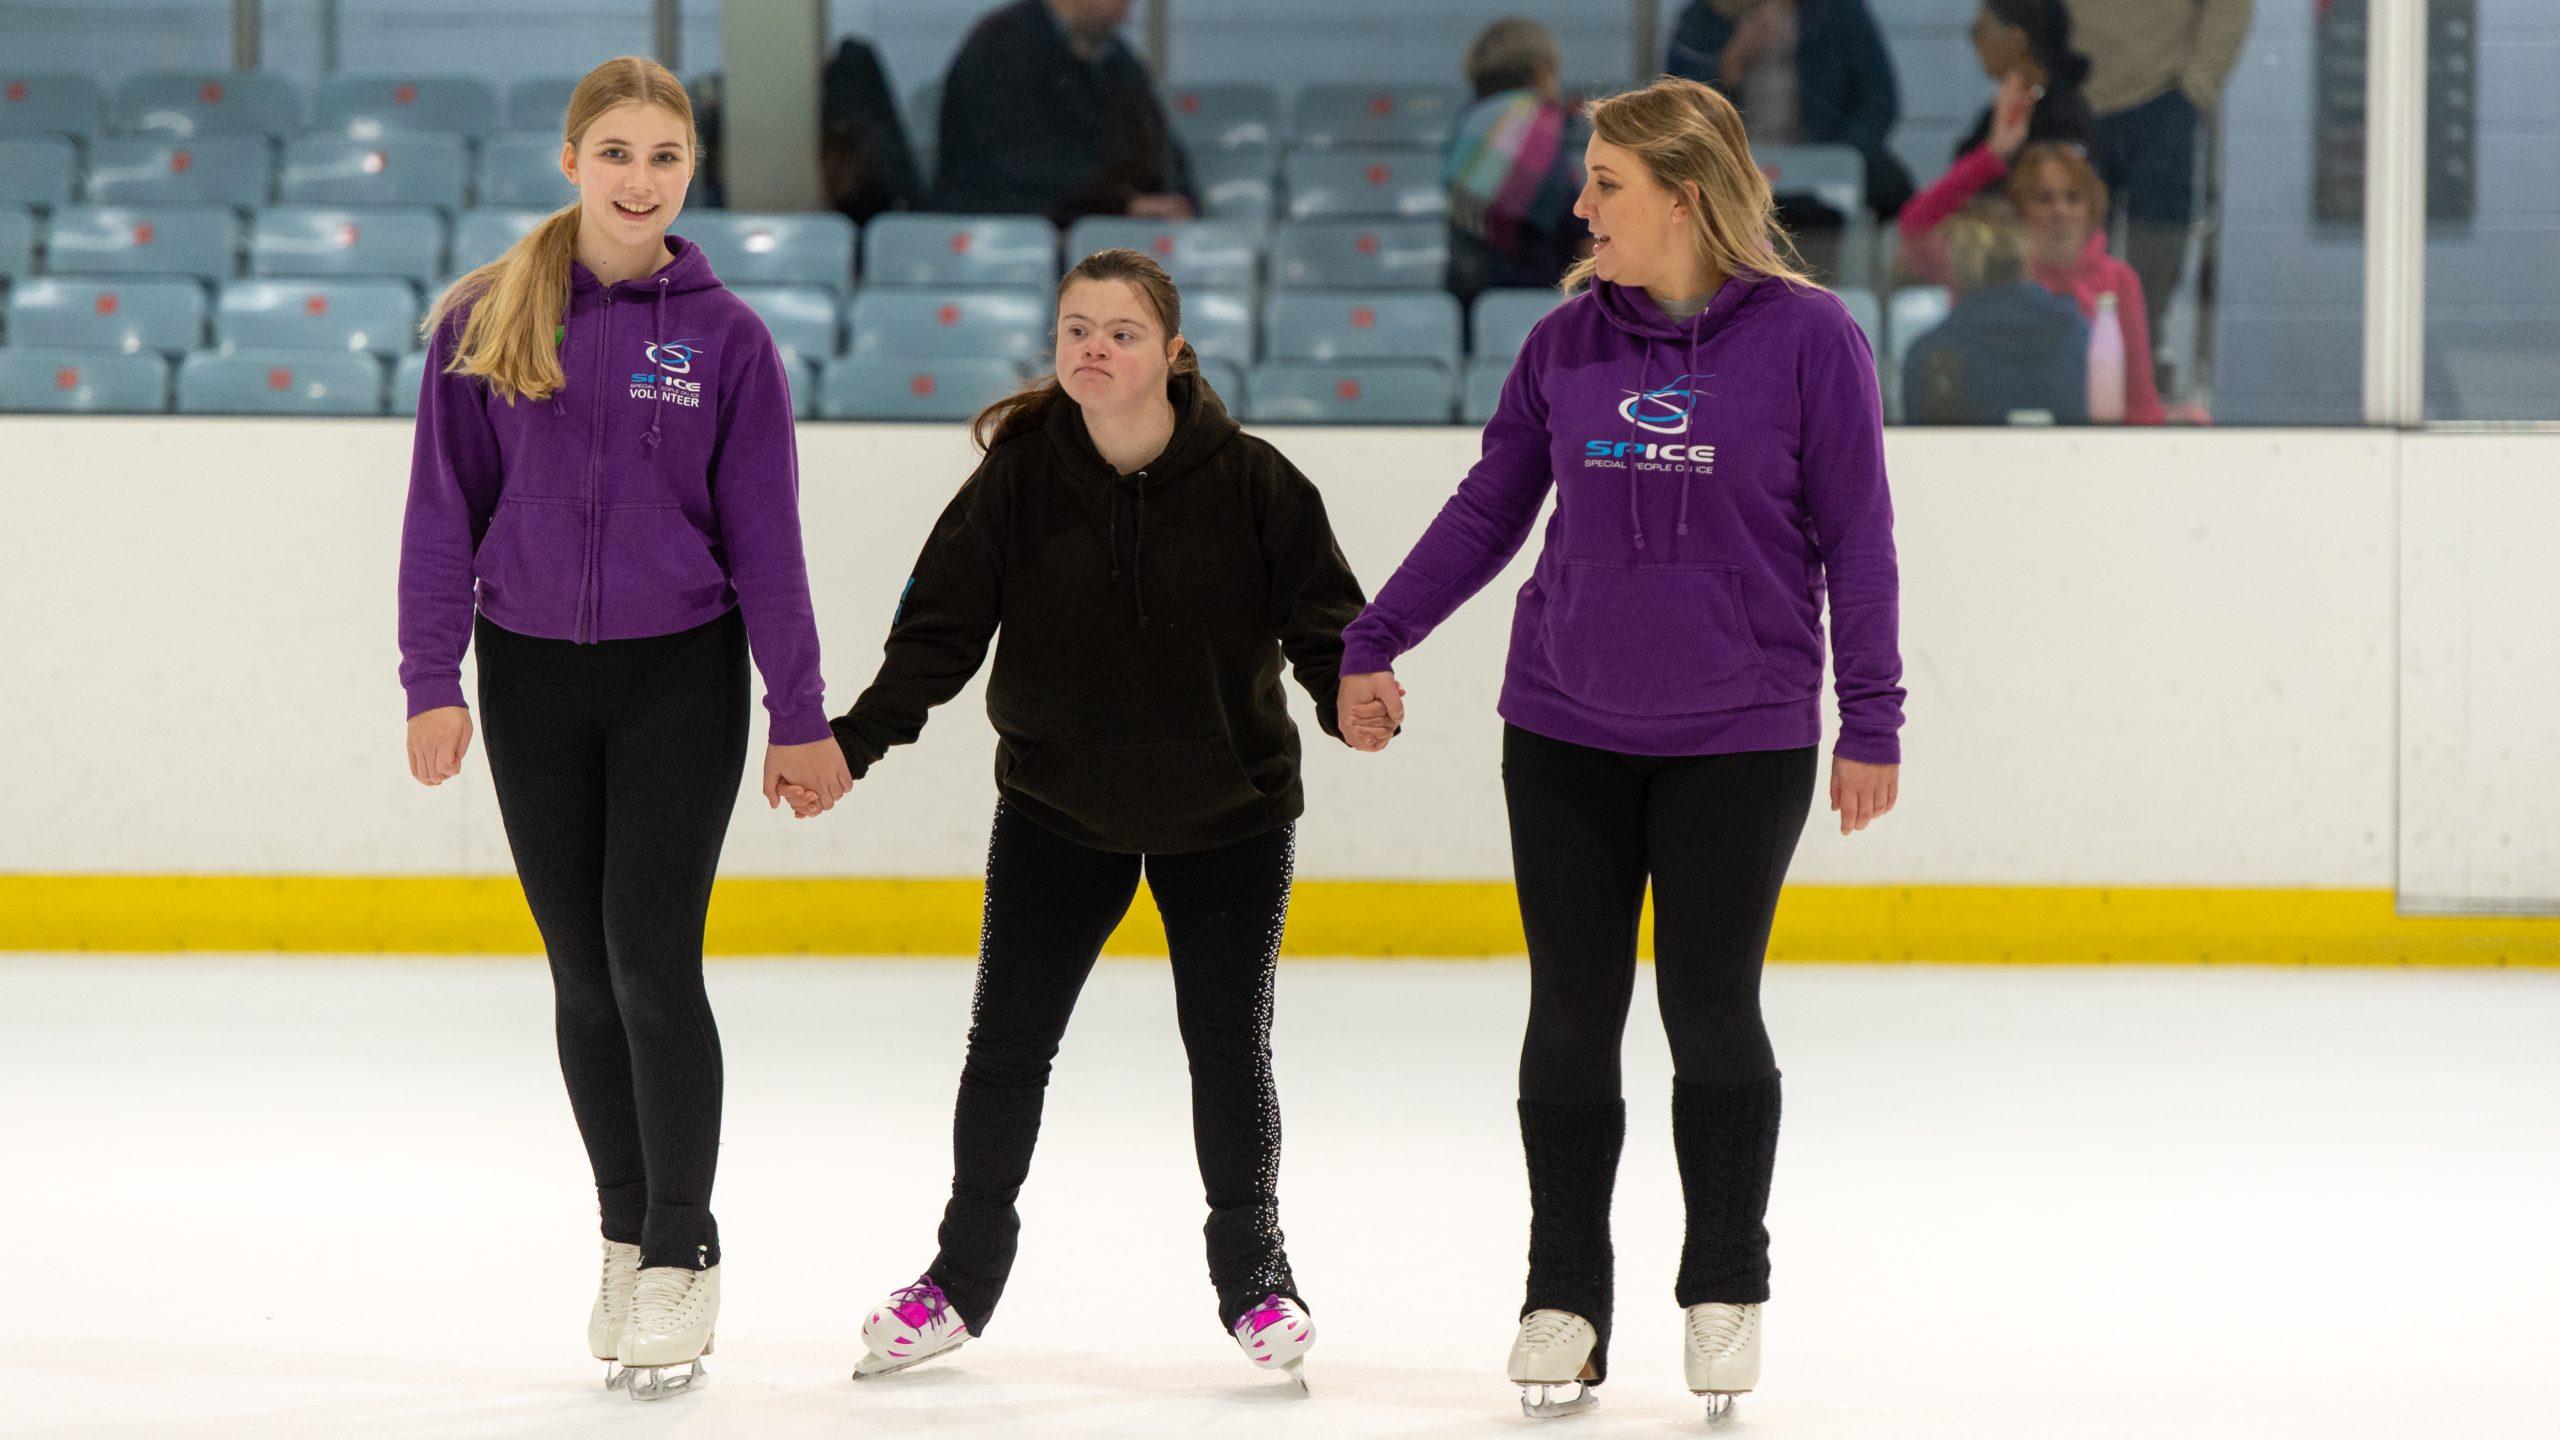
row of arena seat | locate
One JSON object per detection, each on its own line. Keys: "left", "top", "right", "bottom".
{"left": 0, "top": 71, "right": 1468, "bottom": 151}
{"left": 0, "top": 282, "right": 1951, "bottom": 424}
{"left": 0, "top": 133, "right": 1479, "bottom": 224}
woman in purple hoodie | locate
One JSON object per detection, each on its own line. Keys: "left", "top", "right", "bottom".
{"left": 395, "top": 56, "right": 850, "bottom": 1400}
{"left": 1335, "top": 76, "right": 1904, "bottom": 1422}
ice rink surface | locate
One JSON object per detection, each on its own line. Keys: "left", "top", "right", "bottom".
{"left": 6, "top": 953, "right": 2556, "bottom": 1439}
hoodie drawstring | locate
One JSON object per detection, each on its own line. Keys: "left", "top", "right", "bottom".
{"left": 1627, "top": 341, "right": 1650, "bottom": 552}
{"left": 642, "top": 278, "right": 668, "bottom": 452}
{"left": 1675, "top": 322, "right": 1701, "bottom": 539}
{"left": 1133, "top": 476, "right": 1149, "bottom": 626}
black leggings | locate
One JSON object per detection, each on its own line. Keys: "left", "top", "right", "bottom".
{"left": 931, "top": 801, "right": 1300, "bottom": 1337}
{"left": 476, "top": 609, "right": 749, "bottom": 1273}
{"left": 1501, "top": 724, "right": 1816, "bottom": 1381}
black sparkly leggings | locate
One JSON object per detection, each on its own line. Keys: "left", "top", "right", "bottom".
{"left": 929, "top": 801, "right": 1301, "bottom": 1336}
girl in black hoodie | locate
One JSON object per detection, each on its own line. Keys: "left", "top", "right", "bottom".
{"left": 787, "top": 249, "right": 1386, "bottom": 1389}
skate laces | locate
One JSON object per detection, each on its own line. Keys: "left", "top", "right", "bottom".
{"left": 1685, "top": 1303, "right": 1750, "bottom": 1355}
{"left": 1520, "top": 1310, "right": 1586, "bottom": 1348}
{"left": 1236, "top": 1295, "right": 1292, "bottom": 1335}
{"left": 633, "top": 1268, "right": 696, "bottom": 1318}
{"left": 889, "top": 1276, "right": 951, "bottom": 1318}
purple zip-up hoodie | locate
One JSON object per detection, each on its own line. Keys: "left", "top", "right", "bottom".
{"left": 1339, "top": 275, "right": 1903, "bottom": 763}
{"left": 397, "top": 234, "right": 829, "bottom": 744}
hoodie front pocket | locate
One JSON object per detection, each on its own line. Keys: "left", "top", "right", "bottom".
{"left": 1539, "top": 561, "right": 1767, "bottom": 716}
{"left": 1004, "top": 736, "right": 1265, "bottom": 841}
{"left": 597, "top": 504, "right": 729, "bottom": 631}
{"left": 474, "top": 498, "right": 585, "bottom": 618}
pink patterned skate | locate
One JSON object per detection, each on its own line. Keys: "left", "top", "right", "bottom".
{"left": 1232, "top": 1294, "right": 1315, "bottom": 1391}
{"left": 852, "top": 1274, "right": 971, "bottom": 1379}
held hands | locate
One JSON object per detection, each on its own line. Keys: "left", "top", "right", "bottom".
{"left": 1830, "top": 756, "right": 1899, "bottom": 836}
{"left": 766, "top": 737, "right": 853, "bottom": 820}
{"left": 1336, "top": 671, "right": 1405, "bottom": 753}
{"left": 406, "top": 706, "right": 473, "bottom": 786}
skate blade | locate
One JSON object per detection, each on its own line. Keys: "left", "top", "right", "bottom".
{"left": 602, "top": 1359, "right": 632, "bottom": 1391}
{"left": 853, "top": 1336, "right": 968, "bottom": 1380}
{"left": 1519, "top": 1381, "right": 1597, "bottom": 1419}
{"left": 1280, "top": 1358, "right": 1309, "bottom": 1394}
{"left": 1696, "top": 1390, "right": 1742, "bottom": 1428}
{"left": 625, "top": 1358, "right": 705, "bottom": 1401}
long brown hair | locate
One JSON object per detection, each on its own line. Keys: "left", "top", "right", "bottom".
{"left": 972, "top": 248, "right": 1201, "bottom": 453}
{"left": 1560, "top": 75, "right": 1816, "bottom": 294}
{"left": 421, "top": 57, "right": 699, "bottom": 403}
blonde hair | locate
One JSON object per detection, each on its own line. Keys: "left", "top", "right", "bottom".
{"left": 1944, "top": 209, "right": 2028, "bottom": 293}
{"left": 422, "top": 57, "right": 699, "bottom": 403}
{"left": 2005, "top": 141, "right": 2109, "bottom": 223}
{"left": 1560, "top": 75, "right": 1816, "bottom": 295}
{"left": 972, "top": 248, "right": 1202, "bottom": 453}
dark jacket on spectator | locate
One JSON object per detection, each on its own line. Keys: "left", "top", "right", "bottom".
{"left": 1665, "top": 0, "right": 1915, "bottom": 216}
{"left": 1903, "top": 280, "right": 2090, "bottom": 425}
{"left": 932, "top": 0, "right": 1197, "bottom": 226}
{"left": 821, "top": 36, "right": 923, "bottom": 224}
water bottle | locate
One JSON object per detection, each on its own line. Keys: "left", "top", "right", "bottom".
{"left": 2086, "top": 292, "right": 2127, "bottom": 424}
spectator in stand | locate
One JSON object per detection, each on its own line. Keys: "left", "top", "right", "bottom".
{"left": 819, "top": 34, "right": 923, "bottom": 225}
{"left": 2064, "top": 0, "right": 2256, "bottom": 386}
{"left": 1904, "top": 209, "right": 2090, "bottom": 425}
{"left": 1902, "top": 131, "right": 2162, "bottom": 424}
{"left": 1664, "top": 0, "right": 1915, "bottom": 219}
{"left": 1446, "top": 18, "right": 1592, "bottom": 302}
{"left": 932, "top": 0, "right": 1197, "bottom": 226}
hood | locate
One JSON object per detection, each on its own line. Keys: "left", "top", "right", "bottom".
{"left": 1041, "top": 369, "right": 1241, "bottom": 625}
{"left": 1587, "top": 275, "right": 1786, "bottom": 551}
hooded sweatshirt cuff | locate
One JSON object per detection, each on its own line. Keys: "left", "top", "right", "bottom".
{"left": 1338, "top": 641, "right": 1397, "bottom": 678}
{"left": 405, "top": 678, "right": 467, "bottom": 720}
{"left": 1835, "top": 729, "right": 1901, "bottom": 766}
{"left": 768, "top": 704, "right": 835, "bottom": 748}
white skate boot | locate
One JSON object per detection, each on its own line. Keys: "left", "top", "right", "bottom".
{"left": 586, "top": 1239, "right": 642, "bottom": 1389}
{"left": 852, "top": 1274, "right": 971, "bottom": 1379}
{"left": 616, "top": 1263, "right": 719, "bottom": 1401}
{"left": 1231, "top": 1294, "right": 1315, "bottom": 1391}
{"left": 1683, "top": 1302, "right": 1761, "bottom": 1427}
{"left": 1509, "top": 1308, "right": 1600, "bottom": 1419}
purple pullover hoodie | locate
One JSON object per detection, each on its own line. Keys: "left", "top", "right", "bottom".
{"left": 1339, "top": 275, "right": 1904, "bottom": 763}
{"left": 397, "top": 234, "right": 830, "bottom": 744}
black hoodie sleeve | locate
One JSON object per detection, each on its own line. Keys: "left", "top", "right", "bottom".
{"left": 829, "top": 472, "right": 1004, "bottom": 777}
{"left": 1259, "top": 456, "right": 1368, "bottom": 743}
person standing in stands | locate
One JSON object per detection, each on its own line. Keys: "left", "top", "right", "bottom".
{"left": 1446, "top": 18, "right": 1593, "bottom": 302}
{"left": 933, "top": 0, "right": 1198, "bottom": 226}
{"left": 1664, "top": 0, "right": 1915, "bottom": 220}
{"left": 2063, "top": 0, "right": 2255, "bottom": 388}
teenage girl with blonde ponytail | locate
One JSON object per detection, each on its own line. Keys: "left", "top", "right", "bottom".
{"left": 395, "top": 54, "right": 851, "bottom": 1401}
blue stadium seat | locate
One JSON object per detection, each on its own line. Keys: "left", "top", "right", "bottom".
{"left": 864, "top": 215, "right": 1056, "bottom": 288}
{"left": 280, "top": 137, "right": 469, "bottom": 210}
{"left": 0, "top": 75, "right": 105, "bottom": 137}
{"left": 0, "top": 349, "right": 168, "bottom": 412}
{"left": 5, "top": 277, "right": 206, "bottom": 355}
{"left": 1291, "top": 84, "right": 1461, "bottom": 149}
{"left": 819, "top": 355, "right": 1022, "bottom": 422}
{"left": 46, "top": 205, "right": 240, "bottom": 281}
{"left": 311, "top": 75, "right": 500, "bottom": 140}
{"left": 1065, "top": 218, "right": 1260, "bottom": 290}
{"left": 904, "top": 82, "right": 943, "bottom": 153}
{"left": 1283, "top": 146, "right": 1447, "bottom": 220}
{"left": 388, "top": 348, "right": 428, "bottom": 417}
{"left": 1194, "top": 144, "right": 1277, "bottom": 226}
{"left": 1838, "top": 286, "right": 1884, "bottom": 361}
{"left": 684, "top": 212, "right": 856, "bottom": 294}
{"left": 449, "top": 207, "right": 548, "bottom": 275}
{"left": 177, "top": 349, "right": 384, "bottom": 414}
{"left": 504, "top": 77, "right": 582, "bottom": 133}
{"left": 0, "top": 204, "right": 32, "bottom": 279}
{"left": 476, "top": 132, "right": 573, "bottom": 209}
{"left": 83, "top": 136, "right": 274, "bottom": 208}
{"left": 1166, "top": 82, "right": 1282, "bottom": 152}
{"left": 781, "top": 351, "right": 818, "bottom": 421}
{"left": 1270, "top": 219, "right": 1447, "bottom": 289}
{"left": 733, "top": 284, "right": 842, "bottom": 360}
{"left": 1180, "top": 289, "right": 1257, "bottom": 366}
{"left": 0, "top": 137, "right": 75, "bottom": 208}
{"left": 217, "top": 278, "right": 419, "bottom": 355}
{"left": 1245, "top": 361, "right": 1453, "bottom": 424}
{"left": 1754, "top": 144, "right": 1865, "bottom": 219}
{"left": 1888, "top": 285, "right": 1952, "bottom": 368}
{"left": 1461, "top": 356, "right": 1510, "bottom": 424}
{"left": 1198, "top": 358, "right": 1246, "bottom": 412}
{"left": 1264, "top": 290, "right": 1460, "bottom": 365}
{"left": 116, "top": 72, "right": 302, "bottom": 139}
{"left": 251, "top": 206, "right": 446, "bottom": 284}
{"left": 1471, "top": 288, "right": 1561, "bottom": 362}
{"left": 847, "top": 288, "right": 1049, "bottom": 362}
